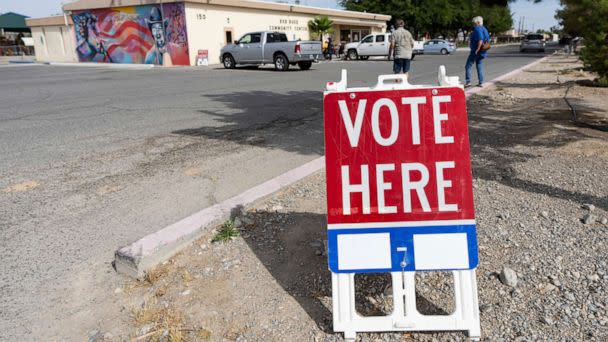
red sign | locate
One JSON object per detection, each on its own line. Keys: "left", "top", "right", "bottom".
{"left": 197, "top": 49, "right": 208, "bottom": 58}
{"left": 324, "top": 87, "right": 474, "bottom": 225}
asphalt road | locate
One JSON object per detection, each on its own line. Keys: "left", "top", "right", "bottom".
{"left": 0, "top": 44, "right": 553, "bottom": 340}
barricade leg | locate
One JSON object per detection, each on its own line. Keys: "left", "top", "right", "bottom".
{"left": 332, "top": 269, "right": 481, "bottom": 341}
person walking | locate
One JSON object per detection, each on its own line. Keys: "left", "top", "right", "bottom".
{"left": 338, "top": 41, "right": 345, "bottom": 59}
{"left": 465, "top": 16, "right": 490, "bottom": 87}
{"left": 390, "top": 19, "right": 414, "bottom": 76}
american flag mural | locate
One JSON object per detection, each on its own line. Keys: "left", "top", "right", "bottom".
{"left": 73, "top": 3, "right": 189, "bottom": 66}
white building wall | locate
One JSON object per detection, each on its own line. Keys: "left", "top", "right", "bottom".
{"left": 27, "top": 2, "right": 387, "bottom": 65}
{"left": 31, "top": 27, "right": 48, "bottom": 61}
{"left": 186, "top": 3, "right": 324, "bottom": 65}
{"left": 31, "top": 25, "right": 77, "bottom": 62}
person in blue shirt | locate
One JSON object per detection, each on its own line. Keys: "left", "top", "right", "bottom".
{"left": 465, "top": 16, "right": 490, "bottom": 87}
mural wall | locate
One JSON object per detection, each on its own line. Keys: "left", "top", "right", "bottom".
{"left": 73, "top": 4, "right": 189, "bottom": 65}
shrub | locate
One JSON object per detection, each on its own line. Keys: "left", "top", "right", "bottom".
{"left": 558, "top": 0, "right": 608, "bottom": 81}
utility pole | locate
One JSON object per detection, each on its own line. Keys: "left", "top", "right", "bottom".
{"left": 517, "top": 17, "right": 520, "bottom": 35}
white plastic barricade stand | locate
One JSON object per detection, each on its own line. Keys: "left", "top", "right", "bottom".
{"left": 324, "top": 67, "right": 481, "bottom": 341}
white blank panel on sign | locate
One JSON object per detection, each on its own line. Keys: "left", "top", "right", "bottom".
{"left": 413, "top": 233, "right": 469, "bottom": 270}
{"left": 337, "top": 233, "right": 392, "bottom": 270}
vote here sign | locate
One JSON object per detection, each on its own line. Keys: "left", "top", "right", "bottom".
{"left": 324, "top": 86, "right": 478, "bottom": 273}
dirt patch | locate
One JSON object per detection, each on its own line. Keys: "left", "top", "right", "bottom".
{"left": 2, "top": 180, "right": 40, "bottom": 193}
{"left": 184, "top": 167, "right": 203, "bottom": 177}
{"left": 96, "top": 184, "right": 123, "bottom": 195}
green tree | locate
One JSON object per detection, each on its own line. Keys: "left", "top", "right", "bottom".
{"left": 449, "top": 0, "right": 479, "bottom": 39}
{"left": 557, "top": 0, "right": 608, "bottom": 82}
{"left": 307, "top": 16, "right": 334, "bottom": 41}
{"left": 339, "top": 0, "right": 513, "bottom": 39}
{"left": 481, "top": 4, "right": 513, "bottom": 35}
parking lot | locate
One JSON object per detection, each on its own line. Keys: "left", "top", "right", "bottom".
{"left": 0, "top": 43, "right": 555, "bottom": 339}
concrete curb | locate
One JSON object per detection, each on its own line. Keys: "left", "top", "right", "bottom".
{"left": 48, "top": 62, "right": 155, "bottom": 69}
{"left": 7, "top": 60, "right": 36, "bottom": 64}
{"left": 0, "top": 63, "right": 47, "bottom": 68}
{"left": 114, "top": 54, "right": 551, "bottom": 278}
{"left": 115, "top": 156, "right": 325, "bottom": 278}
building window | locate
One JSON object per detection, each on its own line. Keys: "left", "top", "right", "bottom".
{"left": 340, "top": 29, "right": 349, "bottom": 42}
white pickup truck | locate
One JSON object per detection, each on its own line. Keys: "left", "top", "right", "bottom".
{"left": 220, "top": 31, "right": 322, "bottom": 71}
{"left": 345, "top": 33, "right": 424, "bottom": 60}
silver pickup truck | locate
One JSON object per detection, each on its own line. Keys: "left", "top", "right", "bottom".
{"left": 220, "top": 31, "right": 322, "bottom": 71}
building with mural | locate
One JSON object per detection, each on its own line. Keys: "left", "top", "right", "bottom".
{"left": 26, "top": 0, "right": 389, "bottom": 66}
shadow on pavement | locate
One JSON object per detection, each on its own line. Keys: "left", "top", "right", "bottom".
{"left": 172, "top": 90, "right": 324, "bottom": 156}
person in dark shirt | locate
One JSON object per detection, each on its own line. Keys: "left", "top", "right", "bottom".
{"left": 465, "top": 16, "right": 490, "bottom": 87}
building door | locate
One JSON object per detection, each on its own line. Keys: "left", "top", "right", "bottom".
{"left": 340, "top": 29, "right": 349, "bottom": 43}
{"left": 225, "top": 30, "right": 233, "bottom": 44}
{"left": 351, "top": 30, "right": 361, "bottom": 42}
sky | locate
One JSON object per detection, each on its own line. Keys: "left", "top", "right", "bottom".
{"left": 1, "top": 0, "right": 561, "bottom": 31}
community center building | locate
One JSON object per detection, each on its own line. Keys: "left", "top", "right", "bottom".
{"left": 26, "top": 0, "right": 390, "bottom": 66}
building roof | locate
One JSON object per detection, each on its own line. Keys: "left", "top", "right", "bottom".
{"left": 0, "top": 11, "right": 30, "bottom": 31}
{"left": 61, "top": 0, "right": 391, "bottom": 22}
{"left": 26, "top": 15, "right": 73, "bottom": 28}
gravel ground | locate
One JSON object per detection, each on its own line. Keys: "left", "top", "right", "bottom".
{"left": 110, "top": 54, "right": 608, "bottom": 342}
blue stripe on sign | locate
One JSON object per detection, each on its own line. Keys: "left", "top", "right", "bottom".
{"left": 327, "top": 224, "right": 478, "bottom": 273}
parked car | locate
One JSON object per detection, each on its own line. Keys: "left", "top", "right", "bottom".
{"left": 345, "top": 33, "right": 390, "bottom": 60}
{"left": 220, "top": 31, "right": 322, "bottom": 71}
{"left": 520, "top": 34, "right": 545, "bottom": 52}
{"left": 345, "top": 33, "right": 424, "bottom": 60}
{"left": 423, "top": 39, "right": 456, "bottom": 55}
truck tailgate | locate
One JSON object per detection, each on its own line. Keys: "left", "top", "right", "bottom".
{"left": 300, "top": 41, "right": 322, "bottom": 54}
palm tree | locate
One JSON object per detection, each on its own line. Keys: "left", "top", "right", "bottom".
{"left": 308, "top": 16, "right": 334, "bottom": 41}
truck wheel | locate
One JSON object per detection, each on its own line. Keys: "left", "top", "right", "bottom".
{"left": 348, "top": 49, "right": 358, "bottom": 60}
{"left": 222, "top": 54, "right": 235, "bottom": 69}
{"left": 298, "top": 61, "right": 312, "bottom": 70}
{"left": 440, "top": 48, "right": 448, "bottom": 55}
{"left": 274, "top": 54, "right": 289, "bottom": 71}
